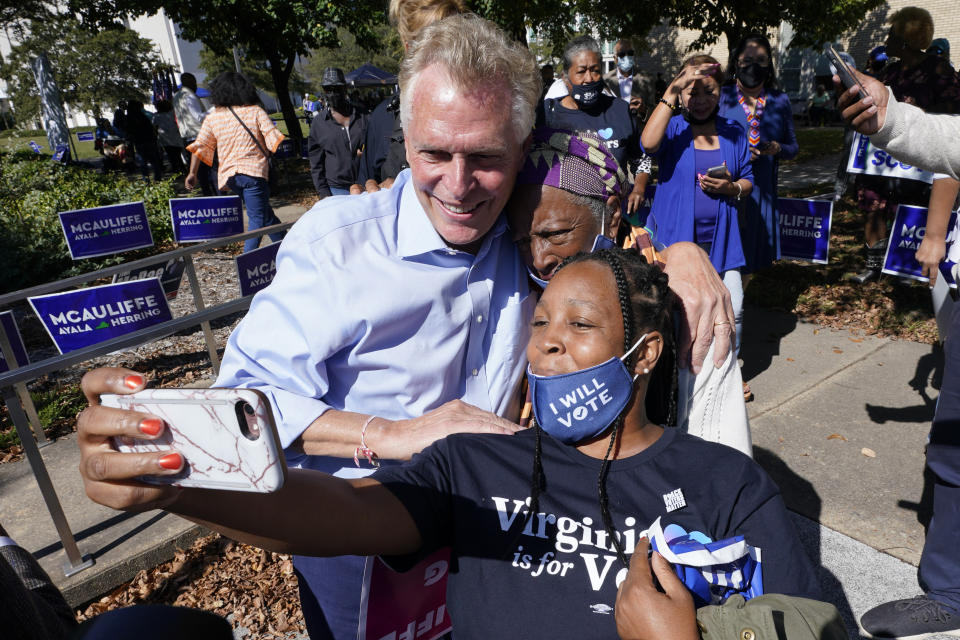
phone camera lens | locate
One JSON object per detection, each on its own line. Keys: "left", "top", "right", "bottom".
{"left": 235, "top": 401, "right": 261, "bottom": 441}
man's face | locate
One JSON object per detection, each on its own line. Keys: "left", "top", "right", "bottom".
{"left": 405, "top": 64, "right": 528, "bottom": 253}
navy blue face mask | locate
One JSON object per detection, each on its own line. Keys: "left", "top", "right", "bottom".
{"left": 527, "top": 216, "right": 616, "bottom": 290}
{"left": 528, "top": 333, "right": 647, "bottom": 445}
{"left": 570, "top": 79, "right": 604, "bottom": 108}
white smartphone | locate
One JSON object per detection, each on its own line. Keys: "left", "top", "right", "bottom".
{"left": 102, "top": 387, "right": 286, "bottom": 492}
{"left": 825, "top": 44, "right": 868, "bottom": 101}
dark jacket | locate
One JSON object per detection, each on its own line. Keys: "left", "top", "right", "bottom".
{"left": 307, "top": 108, "right": 368, "bottom": 196}
{"left": 357, "top": 92, "right": 407, "bottom": 185}
{"left": 0, "top": 544, "right": 77, "bottom": 640}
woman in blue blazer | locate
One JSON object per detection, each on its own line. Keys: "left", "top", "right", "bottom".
{"left": 641, "top": 55, "right": 754, "bottom": 366}
{"left": 720, "top": 35, "right": 799, "bottom": 275}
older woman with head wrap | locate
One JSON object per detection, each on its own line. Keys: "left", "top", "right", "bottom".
{"left": 507, "top": 128, "right": 751, "bottom": 454}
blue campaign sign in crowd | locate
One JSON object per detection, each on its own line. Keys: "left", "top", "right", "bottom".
{"left": 58, "top": 202, "right": 154, "bottom": 260}
{"left": 169, "top": 195, "right": 244, "bottom": 242}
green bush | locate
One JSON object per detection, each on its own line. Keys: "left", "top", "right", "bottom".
{"left": 0, "top": 151, "right": 178, "bottom": 294}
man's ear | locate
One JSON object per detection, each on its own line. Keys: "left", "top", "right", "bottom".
{"left": 606, "top": 196, "right": 621, "bottom": 239}
{"left": 632, "top": 331, "right": 664, "bottom": 377}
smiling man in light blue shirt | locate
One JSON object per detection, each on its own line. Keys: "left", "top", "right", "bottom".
{"left": 214, "top": 15, "right": 540, "bottom": 640}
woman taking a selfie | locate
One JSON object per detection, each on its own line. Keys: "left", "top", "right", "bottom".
{"left": 641, "top": 56, "right": 753, "bottom": 365}
{"left": 76, "top": 247, "right": 817, "bottom": 638}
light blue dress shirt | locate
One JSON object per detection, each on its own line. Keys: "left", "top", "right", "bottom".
{"left": 215, "top": 169, "right": 533, "bottom": 472}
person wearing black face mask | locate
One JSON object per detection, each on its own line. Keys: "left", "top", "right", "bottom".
{"left": 718, "top": 34, "right": 798, "bottom": 402}
{"left": 307, "top": 67, "right": 368, "bottom": 198}
{"left": 537, "top": 35, "right": 652, "bottom": 218}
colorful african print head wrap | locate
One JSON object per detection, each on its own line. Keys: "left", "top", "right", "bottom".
{"left": 516, "top": 128, "right": 627, "bottom": 200}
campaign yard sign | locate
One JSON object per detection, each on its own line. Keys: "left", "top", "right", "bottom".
{"left": 235, "top": 241, "right": 281, "bottom": 297}
{"left": 76, "top": 131, "right": 95, "bottom": 142}
{"left": 882, "top": 205, "right": 958, "bottom": 282}
{"left": 113, "top": 257, "right": 187, "bottom": 300}
{"left": 0, "top": 311, "right": 30, "bottom": 373}
{"left": 58, "top": 202, "right": 154, "bottom": 260}
{"left": 777, "top": 198, "right": 833, "bottom": 264}
{"left": 29, "top": 279, "right": 173, "bottom": 354}
{"left": 846, "top": 133, "right": 936, "bottom": 184}
{"left": 358, "top": 548, "right": 452, "bottom": 640}
{"left": 169, "top": 196, "right": 244, "bottom": 242}
{"left": 28, "top": 141, "right": 42, "bottom": 153}
{"left": 274, "top": 139, "right": 295, "bottom": 159}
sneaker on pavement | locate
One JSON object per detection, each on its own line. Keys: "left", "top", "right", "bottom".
{"left": 861, "top": 595, "right": 960, "bottom": 640}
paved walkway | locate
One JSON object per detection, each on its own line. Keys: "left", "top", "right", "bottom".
{"left": 1, "top": 172, "right": 951, "bottom": 637}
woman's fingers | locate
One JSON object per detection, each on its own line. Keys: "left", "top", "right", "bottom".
{"left": 81, "top": 367, "right": 147, "bottom": 405}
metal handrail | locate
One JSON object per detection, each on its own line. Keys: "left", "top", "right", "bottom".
{"left": 0, "top": 220, "right": 295, "bottom": 577}
{"left": 0, "top": 296, "right": 251, "bottom": 389}
{"left": 0, "top": 222, "right": 294, "bottom": 306}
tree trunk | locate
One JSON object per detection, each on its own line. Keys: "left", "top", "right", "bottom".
{"left": 267, "top": 51, "right": 303, "bottom": 154}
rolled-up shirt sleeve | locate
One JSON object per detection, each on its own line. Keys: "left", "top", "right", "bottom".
{"left": 186, "top": 117, "right": 217, "bottom": 167}
{"left": 215, "top": 228, "right": 353, "bottom": 449}
{"left": 257, "top": 108, "right": 285, "bottom": 154}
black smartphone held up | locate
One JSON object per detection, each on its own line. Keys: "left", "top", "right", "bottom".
{"left": 706, "top": 164, "right": 727, "bottom": 178}
{"left": 825, "top": 44, "right": 868, "bottom": 101}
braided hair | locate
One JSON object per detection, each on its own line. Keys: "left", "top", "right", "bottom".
{"left": 523, "top": 247, "right": 677, "bottom": 568}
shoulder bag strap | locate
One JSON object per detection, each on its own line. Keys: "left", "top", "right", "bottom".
{"left": 227, "top": 106, "right": 271, "bottom": 160}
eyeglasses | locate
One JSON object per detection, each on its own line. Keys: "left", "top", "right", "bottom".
{"left": 617, "top": 50, "right": 635, "bottom": 58}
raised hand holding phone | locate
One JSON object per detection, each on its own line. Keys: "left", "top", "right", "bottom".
{"left": 101, "top": 387, "right": 286, "bottom": 492}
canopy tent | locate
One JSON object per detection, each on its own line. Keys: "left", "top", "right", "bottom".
{"left": 344, "top": 63, "right": 397, "bottom": 87}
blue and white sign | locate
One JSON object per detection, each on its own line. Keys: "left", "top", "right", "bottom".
{"left": 846, "top": 133, "right": 936, "bottom": 184}
{"left": 28, "top": 141, "right": 42, "bottom": 153}
{"left": 236, "top": 241, "right": 281, "bottom": 297}
{"left": 53, "top": 144, "right": 69, "bottom": 162}
{"left": 29, "top": 279, "right": 173, "bottom": 354}
{"left": 76, "top": 131, "right": 95, "bottom": 142}
{"left": 778, "top": 198, "right": 833, "bottom": 264}
{"left": 941, "top": 260, "right": 957, "bottom": 290}
{"left": 58, "top": 202, "right": 154, "bottom": 260}
{"left": 274, "top": 139, "right": 295, "bottom": 159}
{"left": 882, "top": 205, "right": 958, "bottom": 281}
{"left": 169, "top": 196, "right": 243, "bottom": 242}
{"left": 113, "top": 257, "right": 186, "bottom": 300}
{"left": 0, "top": 311, "right": 30, "bottom": 373}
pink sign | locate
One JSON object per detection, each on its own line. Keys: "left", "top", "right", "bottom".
{"left": 358, "top": 547, "right": 453, "bottom": 640}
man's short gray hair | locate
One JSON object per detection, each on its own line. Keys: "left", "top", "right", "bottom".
{"left": 399, "top": 13, "right": 540, "bottom": 143}
{"left": 563, "top": 35, "right": 602, "bottom": 72}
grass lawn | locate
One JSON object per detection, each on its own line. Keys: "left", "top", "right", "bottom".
{"left": 0, "top": 132, "right": 100, "bottom": 160}
{"left": 786, "top": 126, "right": 846, "bottom": 164}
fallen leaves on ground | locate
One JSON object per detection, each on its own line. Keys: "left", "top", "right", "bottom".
{"left": 861, "top": 447, "right": 877, "bottom": 458}
{"left": 827, "top": 434, "right": 848, "bottom": 441}
{"left": 76, "top": 532, "right": 304, "bottom": 638}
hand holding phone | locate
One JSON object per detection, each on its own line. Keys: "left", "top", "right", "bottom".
{"left": 706, "top": 164, "right": 727, "bottom": 179}
{"left": 102, "top": 387, "right": 286, "bottom": 492}
{"left": 825, "top": 44, "right": 868, "bottom": 101}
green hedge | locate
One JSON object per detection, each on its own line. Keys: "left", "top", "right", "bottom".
{"left": 0, "top": 151, "right": 178, "bottom": 293}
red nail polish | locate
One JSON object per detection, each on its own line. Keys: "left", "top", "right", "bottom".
{"left": 124, "top": 375, "right": 144, "bottom": 389}
{"left": 139, "top": 418, "right": 163, "bottom": 436}
{"left": 158, "top": 453, "right": 182, "bottom": 470}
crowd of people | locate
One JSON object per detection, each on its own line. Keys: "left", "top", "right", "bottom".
{"left": 8, "top": 1, "right": 958, "bottom": 639}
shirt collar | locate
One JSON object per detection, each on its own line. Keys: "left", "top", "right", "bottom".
{"left": 396, "top": 170, "right": 508, "bottom": 260}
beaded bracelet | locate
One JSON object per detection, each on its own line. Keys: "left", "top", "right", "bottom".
{"left": 659, "top": 98, "right": 678, "bottom": 110}
{"left": 354, "top": 415, "right": 380, "bottom": 468}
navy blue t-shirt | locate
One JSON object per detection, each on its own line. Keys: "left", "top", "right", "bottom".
{"left": 373, "top": 427, "right": 820, "bottom": 640}
{"left": 537, "top": 95, "right": 641, "bottom": 172}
